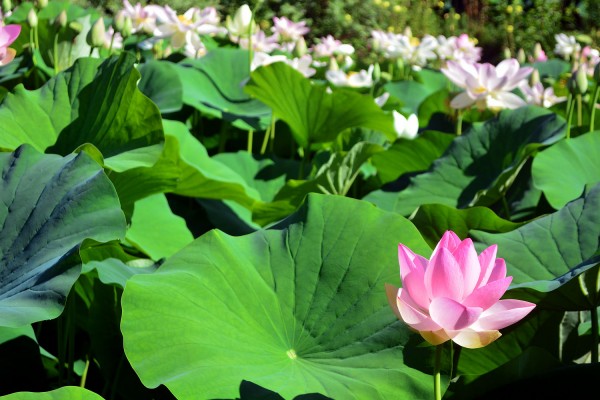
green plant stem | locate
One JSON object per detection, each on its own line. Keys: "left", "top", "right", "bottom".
{"left": 565, "top": 93, "right": 575, "bottom": 139}
{"left": 590, "top": 86, "right": 600, "bottom": 132}
{"left": 501, "top": 194, "right": 511, "bottom": 220}
{"left": 456, "top": 110, "right": 463, "bottom": 136}
{"left": 67, "top": 293, "right": 75, "bottom": 385}
{"left": 247, "top": 130, "right": 254, "bottom": 153}
{"left": 434, "top": 345, "right": 442, "bottom": 400}
{"left": 34, "top": 26, "right": 40, "bottom": 52}
{"left": 576, "top": 94, "right": 583, "bottom": 127}
{"left": 80, "top": 357, "right": 90, "bottom": 388}
{"left": 592, "top": 305, "right": 599, "bottom": 363}
{"left": 53, "top": 32, "right": 60, "bottom": 74}
{"left": 260, "top": 126, "right": 270, "bottom": 155}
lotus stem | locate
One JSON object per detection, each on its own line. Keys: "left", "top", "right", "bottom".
{"left": 434, "top": 344, "right": 442, "bottom": 400}
{"left": 80, "top": 357, "right": 90, "bottom": 388}
{"left": 260, "top": 125, "right": 270, "bottom": 155}
{"left": 247, "top": 130, "right": 254, "bottom": 153}
{"left": 576, "top": 94, "right": 583, "bottom": 127}
{"left": 565, "top": 93, "right": 575, "bottom": 139}
{"left": 590, "top": 86, "right": 600, "bottom": 132}
{"left": 456, "top": 110, "right": 463, "bottom": 136}
{"left": 53, "top": 33, "right": 59, "bottom": 74}
{"left": 592, "top": 305, "right": 599, "bottom": 363}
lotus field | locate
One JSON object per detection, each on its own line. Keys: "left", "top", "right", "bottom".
{"left": 0, "top": 1, "right": 599, "bottom": 399}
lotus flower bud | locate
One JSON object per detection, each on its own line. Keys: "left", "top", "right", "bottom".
{"left": 2, "top": 0, "right": 11, "bottom": 14}
{"left": 55, "top": 10, "right": 68, "bottom": 29}
{"left": 517, "top": 48, "right": 526, "bottom": 64}
{"left": 372, "top": 62, "right": 381, "bottom": 82}
{"left": 112, "top": 10, "right": 125, "bottom": 33}
{"left": 328, "top": 56, "right": 339, "bottom": 71}
{"left": 533, "top": 42, "right": 544, "bottom": 60}
{"left": 569, "top": 66, "right": 588, "bottom": 95}
{"left": 293, "top": 36, "right": 308, "bottom": 57}
{"left": 403, "top": 26, "right": 412, "bottom": 38}
{"left": 38, "top": 0, "right": 47, "bottom": 9}
{"left": 122, "top": 16, "right": 133, "bottom": 39}
{"left": 529, "top": 68, "right": 540, "bottom": 86}
{"left": 87, "top": 17, "right": 106, "bottom": 49}
{"left": 27, "top": 8, "right": 38, "bottom": 28}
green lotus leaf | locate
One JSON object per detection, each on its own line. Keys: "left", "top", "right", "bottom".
{"left": 0, "top": 52, "right": 163, "bottom": 157}
{"left": 0, "top": 386, "right": 105, "bottom": 400}
{"left": 245, "top": 62, "right": 397, "bottom": 148}
{"left": 364, "top": 106, "right": 566, "bottom": 216}
{"left": 121, "top": 194, "right": 433, "bottom": 399}
{"left": 137, "top": 60, "right": 184, "bottom": 114}
{"left": 410, "top": 204, "right": 524, "bottom": 248}
{"left": 109, "top": 120, "right": 261, "bottom": 212}
{"left": 471, "top": 182, "right": 600, "bottom": 310}
{"left": 175, "top": 49, "right": 272, "bottom": 131}
{"left": 126, "top": 193, "right": 194, "bottom": 260}
{"left": 385, "top": 68, "right": 448, "bottom": 115}
{"left": 0, "top": 145, "right": 126, "bottom": 328}
{"left": 371, "top": 131, "right": 455, "bottom": 184}
{"left": 532, "top": 131, "right": 600, "bottom": 209}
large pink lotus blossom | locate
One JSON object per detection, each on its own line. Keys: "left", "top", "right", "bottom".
{"left": 271, "top": 16, "right": 308, "bottom": 42}
{"left": 0, "top": 23, "right": 21, "bottom": 66}
{"left": 386, "top": 230, "right": 535, "bottom": 349}
{"left": 442, "top": 59, "right": 533, "bottom": 111}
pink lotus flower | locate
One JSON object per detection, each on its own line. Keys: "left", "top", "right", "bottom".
{"left": 386, "top": 230, "right": 535, "bottom": 349}
{"left": 442, "top": 59, "right": 533, "bottom": 111}
{"left": 0, "top": 23, "right": 20, "bottom": 66}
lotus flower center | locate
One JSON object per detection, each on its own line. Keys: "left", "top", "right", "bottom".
{"left": 474, "top": 86, "right": 487, "bottom": 94}
{"left": 286, "top": 349, "right": 297, "bottom": 359}
{"left": 410, "top": 37, "right": 420, "bottom": 47}
{"left": 178, "top": 15, "right": 192, "bottom": 25}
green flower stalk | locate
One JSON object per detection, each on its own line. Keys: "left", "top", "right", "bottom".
{"left": 27, "top": 8, "right": 39, "bottom": 52}
{"left": 590, "top": 63, "right": 600, "bottom": 132}
{"left": 567, "top": 66, "right": 588, "bottom": 136}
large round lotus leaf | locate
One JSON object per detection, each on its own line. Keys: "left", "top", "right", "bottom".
{"left": 532, "top": 131, "right": 600, "bottom": 209}
{"left": 0, "top": 145, "right": 126, "bottom": 327}
{"left": 0, "top": 386, "right": 105, "bottom": 399}
{"left": 121, "top": 193, "right": 432, "bottom": 399}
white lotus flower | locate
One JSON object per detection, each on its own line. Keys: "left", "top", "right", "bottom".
{"left": 393, "top": 111, "right": 419, "bottom": 139}
{"left": 250, "top": 52, "right": 316, "bottom": 78}
{"left": 519, "top": 82, "right": 567, "bottom": 108}
{"left": 441, "top": 59, "right": 533, "bottom": 111}
{"left": 387, "top": 34, "right": 438, "bottom": 66}
{"left": 554, "top": 33, "right": 581, "bottom": 59}
{"left": 152, "top": 6, "right": 225, "bottom": 49}
{"left": 326, "top": 65, "right": 373, "bottom": 88}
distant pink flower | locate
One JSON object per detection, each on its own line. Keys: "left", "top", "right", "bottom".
{"left": 519, "top": 81, "right": 566, "bottom": 108}
{"left": 271, "top": 16, "right": 308, "bottom": 42}
{"left": 0, "top": 23, "right": 21, "bottom": 66}
{"left": 387, "top": 231, "right": 536, "bottom": 349}
{"left": 442, "top": 59, "right": 533, "bottom": 111}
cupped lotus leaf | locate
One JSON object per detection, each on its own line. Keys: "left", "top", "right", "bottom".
{"left": 532, "top": 131, "right": 600, "bottom": 209}
{"left": 0, "top": 52, "right": 163, "bottom": 157}
{"left": 364, "top": 106, "right": 566, "bottom": 216}
{"left": 0, "top": 145, "right": 126, "bottom": 328}
{"left": 137, "top": 60, "right": 183, "bottom": 114}
{"left": 471, "top": 182, "right": 600, "bottom": 310}
{"left": 371, "top": 130, "right": 454, "bottom": 184}
{"left": 121, "top": 194, "right": 433, "bottom": 400}
{"left": 244, "top": 62, "right": 397, "bottom": 148}
{"left": 175, "top": 49, "right": 272, "bottom": 130}
{"left": 0, "top": 386, "right": 105, "bottom": 400}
